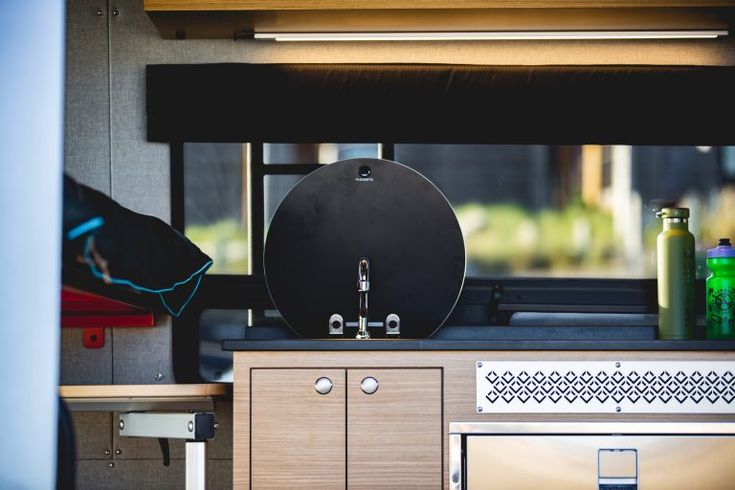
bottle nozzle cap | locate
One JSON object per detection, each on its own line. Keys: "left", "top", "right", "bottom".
{"left": 658, "top": 207, "right": 690, "bottom": 219}
{"left": 708, "top": 238, "right": 735, "bottom": 258}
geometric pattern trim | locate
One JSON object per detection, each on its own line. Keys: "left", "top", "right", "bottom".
{"left": 476, "top": 361, "right": 735, "bottom": 414}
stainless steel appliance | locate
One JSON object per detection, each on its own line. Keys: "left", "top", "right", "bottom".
{"left": 450, "top": 422, "right": 735, "bottom": 490}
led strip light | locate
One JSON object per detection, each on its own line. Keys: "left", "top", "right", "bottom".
{"left": 254, "top": 30, "right": 728, "bottom": 42}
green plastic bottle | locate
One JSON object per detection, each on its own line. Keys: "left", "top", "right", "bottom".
{"left": 706, "top": 238, "right": 735, "bottom": 339}
{"left": 657, "top": 207, "right": 695, "bottom": 340}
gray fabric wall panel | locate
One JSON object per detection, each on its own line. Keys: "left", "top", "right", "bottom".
{"left": 76, "top": 459, "right": 231, "bottom": 489}
{"left": 111, "top": 325, "right": 176, "bottom": 384}
{"left": 61, "top": 328, "right": 113, "bottom": 384}
{"left": 206, "top": 399, "right": 233, "bottom": 460}
{"left": 77, "top": 459, "right": 183, "bottom": 489}
{"left": 107, "top": 1, "right": 181, "bottom": 381}
{"left": 110, "top": 460, "right": 186, "bottom": 489}
{"left": 71, "top": 412, "right": 114, "bottom": 460}
{"left": 108, "top": 0, "right": 171, "bottom": 216}
{"left": 207, "top": 460, "right": 233, "bottom": 490}
{"left": 62, "top": 0, "right": 114, "bottom": 386}
{"left": 64, "top": 0, "right": 110, "bottom": 194}
{"left": 110, "top": 435, "right": 185, "bottom": 461}
{"left": 76, "top": 460, "right": 118, "bottom": 489}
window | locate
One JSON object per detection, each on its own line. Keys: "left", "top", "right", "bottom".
{"left": 395, "top": 145, "right": 735, "bottom": 279}
{"left": 183, "top": 143, "right": 248, "bottom": 274}
{"left": 185, "top": 143, "right": 734, "bottom": 278}
{"left": 264, "top": 143, "right": 379, "bottom": 164}
{"left": 174, "top": 142, "right": 735, "bottom": 381}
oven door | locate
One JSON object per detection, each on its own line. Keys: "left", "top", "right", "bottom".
{"left": 450, "top": 422, "right": 735, "bottom": 490}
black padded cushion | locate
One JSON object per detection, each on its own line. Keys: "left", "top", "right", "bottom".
{"left": 147, "top": 63, "right": 735, "bottom": 145}
{"left": 63, "top": 174, "right": 212, "bottom": 316}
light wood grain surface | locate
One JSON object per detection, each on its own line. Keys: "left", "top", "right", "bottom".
{"left": 59, "top": 383, "right": 229, "bottom": 398}
{"left": 347, "top": 368, "right": 442, "bottom": 489}
{"left": 250, "top": 369, "right": 346, "bottom": 489}
{"left": 145, "top": 0, "right": 735, "bottom": 12}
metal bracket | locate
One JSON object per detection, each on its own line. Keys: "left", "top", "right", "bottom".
{"left": 330, "top": 316, "right": 401, "bottom": 337}
{"left": 487, "top": 284, "right": 505, "bottom": 324}
{"left": 385, "top": 313, "right": 400, "bottom": 335}
{"left": 329, "top": 314, "right": 344, "bottom": 335}
{"left": 118, "top": 412, "right": 215, "bottom": 490}
{"left": 118, "top": 412, "right": 215, "bottom": 441}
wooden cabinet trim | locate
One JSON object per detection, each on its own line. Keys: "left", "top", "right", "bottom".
{"left": 145, "top": 1, "right": 735, "bottom": 12}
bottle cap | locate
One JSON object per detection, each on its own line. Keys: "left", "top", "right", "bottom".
{"left": 707, "top": 238, "right": 735, "bottom": 259}
{"left": 657, "top": 207, "right": 689, "bottom": 219}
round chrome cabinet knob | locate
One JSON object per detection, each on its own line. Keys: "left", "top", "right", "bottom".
{"left": 361, "top": 376, "right": 379, "bottom": 395}
{"left": 314, "top": 377, "right": 333, "bottom": 395}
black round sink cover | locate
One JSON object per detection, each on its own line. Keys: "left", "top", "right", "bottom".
{"left": 264, "top": 158, "right": 465, "bottom": 339}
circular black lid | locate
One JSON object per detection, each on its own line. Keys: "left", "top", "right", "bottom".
{"left": 264, "top": 158, "right": 465, "bottom": 339}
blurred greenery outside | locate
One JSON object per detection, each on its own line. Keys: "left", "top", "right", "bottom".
{"left": 456, "top": 199, "right": 615, "bottom": 276}
{"left": 186, "top": 220, "right": 249, "bottom": 274}
{"left": 457, "top": 185, "right": 735, "bottom": 278}
{"left": 185, "top": 185, "right": 735, "bottom": 279}
{"left": 182, "top": 143, "right": 735, "bottom": 279}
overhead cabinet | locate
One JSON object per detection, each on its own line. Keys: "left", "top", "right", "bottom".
{"left": 143, "top": 1, "right": 735, "bottom": 39}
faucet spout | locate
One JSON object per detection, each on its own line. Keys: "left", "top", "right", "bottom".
{"left": 356, "top": 258, "right": 370, "bottom": 339}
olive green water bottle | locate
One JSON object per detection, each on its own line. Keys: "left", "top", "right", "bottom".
{"left": 706, "top": 238, "right": 735, "bottom": 339}
{"left": 657, "top": 207, "right": 695, "bottom": 339}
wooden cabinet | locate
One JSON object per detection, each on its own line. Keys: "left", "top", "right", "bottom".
{"left": 234, "top": 349, "right": 735, "bottom": 489}
{"left": 251, "top": 369, "right": 346, "bottom": 489}
{"left": 347, "top": 369, "right": 442, "bottom": 490}
{"left": 244, "top": 366, "right": 442, "bottom": 489}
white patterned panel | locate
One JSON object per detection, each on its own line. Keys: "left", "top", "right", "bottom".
{"left": 476, "top": 361, "right": 735, "bottom": 414}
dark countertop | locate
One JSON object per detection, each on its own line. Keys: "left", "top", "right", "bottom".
{"left": 223, "top": 339, "right": 735, "bottom": 351}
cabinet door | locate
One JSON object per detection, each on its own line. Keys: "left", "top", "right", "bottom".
{"left": 251, "top": 369, "right": 346, "bottom": 489}
{"left": 348, "top": 368, "right": 442, "bottom": 489}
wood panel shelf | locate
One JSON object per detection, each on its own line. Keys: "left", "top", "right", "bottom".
{"left": 60, "top": 383, "right": 229, "bottom": 411}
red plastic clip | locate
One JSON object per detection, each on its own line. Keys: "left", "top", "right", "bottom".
{"left": 83, "top": 327, "right": 105, "bottom": 349}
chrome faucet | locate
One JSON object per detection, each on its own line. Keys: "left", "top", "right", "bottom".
{"left": 356, "top": 258, "right": 370, "bottom": 339}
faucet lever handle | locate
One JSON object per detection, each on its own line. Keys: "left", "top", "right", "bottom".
{"left": 358, "top": 258, "right": 370, "bottom": 292}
